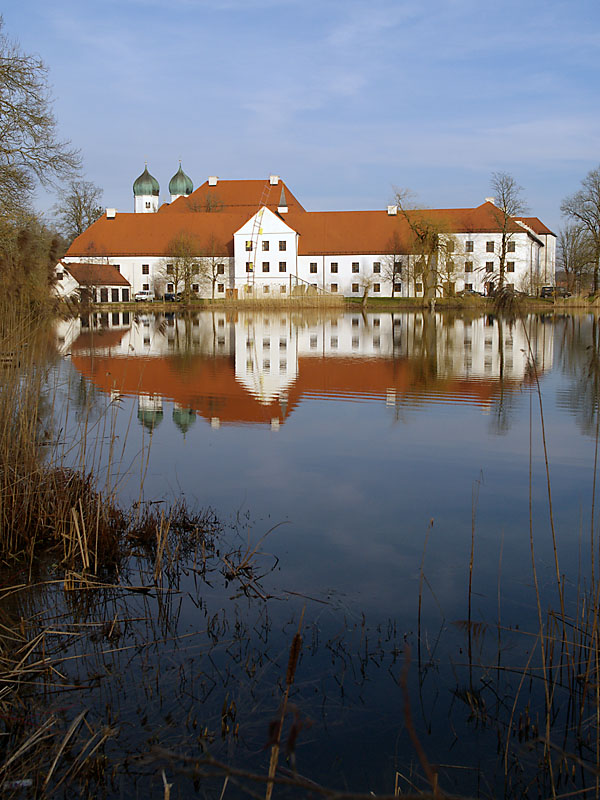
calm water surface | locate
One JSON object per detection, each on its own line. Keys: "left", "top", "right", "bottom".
{"left": 45, "top": 309, "right": 600, "bottom": 796}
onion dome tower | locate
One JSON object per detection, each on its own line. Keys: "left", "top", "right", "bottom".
{"left": 133, "top": 164, "right": 160, "bottom": 213}
{"left": 169, "top": 162, "right": 194, "bottom": 203}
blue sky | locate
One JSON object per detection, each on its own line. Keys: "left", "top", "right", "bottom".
{"left": 3, "top": 0, "right": 600, "bottom": 230}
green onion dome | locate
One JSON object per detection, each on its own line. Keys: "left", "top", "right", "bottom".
{"left": 133, "top": 165, "right": 160, "bottom": 197}
{"left": 169, "top": 163, "right": 194, "bottom": 196}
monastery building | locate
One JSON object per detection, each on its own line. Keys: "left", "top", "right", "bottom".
{"left": 57, "top": 166, "right": 556, "bottom": 300}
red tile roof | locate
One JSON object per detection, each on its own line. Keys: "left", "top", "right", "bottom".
{"left": 288, "top": 202, "right": 537, "bottom": 256}
{"left": 163, "top": 179, "right": 305, "bottom": 214}
{"left": 65, "top": 193, "right": 552, "bottom": 261}
{"left": 62, "top": 261, "right": 130, "bottom": 286}
{"left": 66, "top": 213, "right": 249, "bottom": 257}
{"left": 514, "top": 217, "right": 555, "bottom": 237}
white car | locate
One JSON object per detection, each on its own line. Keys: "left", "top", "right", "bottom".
{"left": 134, "top": 290, "right": 155, "bottom": 302}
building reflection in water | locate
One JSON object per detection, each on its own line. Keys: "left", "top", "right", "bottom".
{"left": 55, "top": 310, "right": 554, "bottom": 433}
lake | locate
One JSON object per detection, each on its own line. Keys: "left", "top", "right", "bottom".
{"left": 30, "top": 309, "right": 600, "bottom": 796}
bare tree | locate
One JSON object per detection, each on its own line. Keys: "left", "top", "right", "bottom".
{"left": 195, "top": 234, "right": 227, "bottom": 299}
{"left": 53, "top": 179, "right": 103, "bottom": 242}
{"left": 561, "top": 166, "right": 600, "bottom": 293}
{"left": 0, "top": 17, "right": 80, "bottom": 219}
{"left": 394, "top": 188, "right": 449, "bottom": 299}
{"left": 381, "top": 231, "right": 405, "bottom": 297}
{"left": 489, "top": 172, "right": 528, "bottom": 291}
{"left": 158, "top": 233, "right": 201, "bottom": 300}
{"left": 189, "top": 190, "right": 223, "bottom": 213}
{"left": 557, "top": 224, "right": 594, "bottom": 294}
{"left": 437, "top": 234, "right": 461, "bottom": 296}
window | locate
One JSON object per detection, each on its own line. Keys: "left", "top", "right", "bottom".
{"left": 167, "top": 283, "right": 174, "bottom": 292}
{"left": 217, "top": 337, "right": 225, "bottom": 346}
{"left": 263, "top": 360, "right": 270, "bottom": 371}
{"left": 263, "top": 285, "right": 269, "bottom": 293}
{"left": 394, "top": 284, "right": 401, "bottom": 293}
{"left": 246, "top": 262, "right": 253, "bottom": 272}
{"left": 416, "top": 283, "right": 423, "bottom": 293}
{"left": 373, "top": 336, "right": 380, "bottom": 348}
{"left": 352, "top": 283, "right": 359, "bottom": 293}
{"left": 279, "top": 241, "right": 286, "bottom": 251}
{"left": 330, "top": 262, "right": 338, "bottom": 273}
{"left": 393, "top": 261, "right": 402, "bottom": 274}
{"left": 279, "top": 262, "right": 286, "bottom": 272}
{"left": 142, "top": 264, "right": 149, "bottom": 275}
{"left": 280, "top": 284, "right": 287, "bottom": 293}
{"left": 100, "top": 288, "right": 108, "bottom": 302}
{"left": 507, "top": 241, "right": 516, "bottom": 253}
{"left": 122, "top": 290, "right": 129, "bottom": 302}
{"left": 486, "top": 241, "right": 494, "bottom": 253}
{"left": 279, "top": 360, "right": 287, "bottom": 372}
{"left": 465, "top": 262, "right": 473, "bottom": 273}
{"left": 218, "top": 284, "right": 224, "bottom": 293}
{"left": 246, "top": 284, "right": 253, "bottom": 293}
{"left": 263, "top": 337, "right": 270, "bottom": 348}
{"left": 262, "top": 241, "right": 269, "bottom": 251}
{"left": 330, "top": 336, "right": 338, "bottom": 348}
{"left": 507, "top": 262, "right": 515, "bottom": 273}
{"left": 330, "top": 283, "right": 338, "bottom": 293}
{"left": 262, "top": 262, "right": 270, "bottom": 272}
{"left": 352, "top": 337, "right": 359, "bottom": 348}
{"left": 310, "top": 335, "right": 318, "bottom": 348}
{"left": 352, "top": 262, "right": 359, "bottom": 273}
{"left": 447, "top": 240, "right": 455, "bottom": 252}
{"left": 245, "top": 240, "right": 253, "bottom": 251}
{"left": 465, "top": 283, "right": 473, "bottom": 291}
{"left": 466, "top": 241, "right": 474, "bottom": 253}
{"left": 143, "top": 283, "right": 149, "bottom": 291}
{"left": 192, "top": 284, "right": 199, "bottom": 293}
{"left": 373, "top": 318, "right": 380, "bottom": 327}
{"left": 111, "top": 288, "right": 119, "bottom": 302}
{"left": 373, "top": 262, "right": 381, "bottom": 273}
{"left": 352, "top": 318, "right": 359, "bottom": 327}
{"left": 486, "top": 262, "right": 494, "bottom": 273}
{"left": 56, "top": 271, "right": 63, "bottom": 281}
{"left": 166, "top": 264, "right": 173, "bottom": 274}
{"left": 145, "top": 202, "right": 151, "bottom": 209}
{"left": 217, "top": 264, "right": 225, "bottom": 274}
{"left": 373, "top": 283, "right": 380, "bottom": 292}
{"left": 310, "top": 263, "right": 317, "bottom": 273}
{"left": 112, "top": 312, "right": 119, "bottom": 325}
{"left": 279, "top": 338, "right": 286, "bottom": 350}
{"left": 114, "top": 265, "right": 120, "bottom": 272}
{"left": 218, "top": 318, "right": 224, "bottom": 327}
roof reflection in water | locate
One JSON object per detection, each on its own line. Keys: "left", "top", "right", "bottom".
{"left": 56, "top": 310, "right": 554, "bottom": 429}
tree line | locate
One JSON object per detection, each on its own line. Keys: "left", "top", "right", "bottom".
{"left": 0, "top": 17, "right": 102, "bottom": 306}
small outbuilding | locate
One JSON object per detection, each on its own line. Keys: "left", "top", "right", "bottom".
{"left": 55, "top": 261, "right": 131, "bottom": 303}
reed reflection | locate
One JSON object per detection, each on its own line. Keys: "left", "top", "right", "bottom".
{"left": 56, "top": 310, "right": 554, "bottom": 433}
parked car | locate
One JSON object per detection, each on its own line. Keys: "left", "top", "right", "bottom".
{"left": 163, "top": 292, "right": 183, "bottom": 302}
{"left": 134, "top": 290, "right": 155, "bottom": 302}
{"left": 457, "top": 289, "right": 484, "bottom": 297}
{"left": 541, "top": 286, "right": 571, "bottom": 299}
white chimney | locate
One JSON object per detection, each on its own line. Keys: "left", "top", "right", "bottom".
{"left": 106, "top": 208, "right": 116, "bottom": 219}
{"left": 485, "top": 197, "right": 496, "bottom": 205}
{"left": 208, "top": 176, "right": 218, "bottom": 186}
{"left": 387, "top": 205, "right": 398, "bottom": 216}
{"left": 269, "top": 175, "right": 280, "bottom": 185}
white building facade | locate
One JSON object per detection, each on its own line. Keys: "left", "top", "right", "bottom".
{"left": 60, "top": 169, "right": 556, "bottom": 299}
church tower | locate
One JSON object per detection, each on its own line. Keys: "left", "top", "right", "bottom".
{"left": 169, "top": 163, "right": 194, "bottom": 203}
{"left": 133, "top": 164, "right": 160, "bottom": 213}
